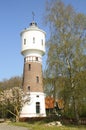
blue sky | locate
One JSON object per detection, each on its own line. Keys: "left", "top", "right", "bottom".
{"left": 0, "top": 0, "right": 86, "bottom": 81}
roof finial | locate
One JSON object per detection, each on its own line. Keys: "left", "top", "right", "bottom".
{"left": 32, "top": 11, "right": 35, "bottom": 21}
{"left": 30, "top": 12, "right": 37, "bottom": 27}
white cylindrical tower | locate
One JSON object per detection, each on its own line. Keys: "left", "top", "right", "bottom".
{"left": 20, "top": 21, "right": 46, "bottom": 117}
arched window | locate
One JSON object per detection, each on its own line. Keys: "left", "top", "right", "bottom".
{"left": 36, "top": 102, "right": 40, "bottom": 114}
{"left": 28, "top": 86, "right": 30, "bottom": 91}
{"left": 41, "top": 39, "right": 43, "bottom": 46}
{"left": 24, "top": 38, "right": 26, "bottom": 45}
{"left": 36, "top": 76, "right": 39, "bottom": 83}
{"left": 33, "top": 37, "right": 35, "bottom": 43}
{"left": 36, "top": 57, "right": 38, "bottom": 61}
{"left": 28, "top": 64, "right": 31, "bottom": 71}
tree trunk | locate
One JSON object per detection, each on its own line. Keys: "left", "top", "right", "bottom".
{"left": 15, "top": 106, "right": 20, "bottom": 122}
{"left": 73, "top": 98, "right": 80, "bottom": 124}
{"left": 16, "top": 115, "right": 19, "bottom": 122}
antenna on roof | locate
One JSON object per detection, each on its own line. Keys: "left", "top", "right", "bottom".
{"left": 32, "top": 11, "right": 35, "bottom": 21}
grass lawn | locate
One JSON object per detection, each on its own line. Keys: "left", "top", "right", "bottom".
{"left": 11, "top": 122, "right": 86, "bottom": 130}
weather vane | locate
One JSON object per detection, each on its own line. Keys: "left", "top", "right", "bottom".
{"left": 32, "top": 11, "right": 35, "bottom": 21}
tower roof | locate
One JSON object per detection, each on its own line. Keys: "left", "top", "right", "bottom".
{"left": 20, "top": 20, "right": 46, "bottom": 36}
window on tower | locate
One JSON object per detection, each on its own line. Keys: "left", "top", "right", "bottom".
{"left": 41, "top": 39, "right": 43, "bottom": 46}
{"left": 36, "top": 76, "right": 39, "bottom": 83}
{"left": 28, "top": 64, "right": 31, "bottom": 71}
{"left": 24, "top": 38, "right": 26, "bottom": 45}
{"left": 36, "top": 102, "right": 40, "bottom": 114}
{"left": 28, "top": 86, "right": 30, "bottom": 91}
{"left": 36, "top": 95, "right": 39, "bottom": 97}
{"left": 36, "top": 57, "right": 38, "bottom": 61}
{"left": 33, "top": 37, "right": 35, "bottom": 43}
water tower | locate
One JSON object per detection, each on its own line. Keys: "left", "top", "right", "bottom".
{"left": 20, "top": 19, "right": 46, "bottom": 117}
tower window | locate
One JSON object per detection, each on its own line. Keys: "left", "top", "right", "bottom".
{"left": 28, "top": 86, "right": 30, "bottom": 91}
{"left": 24, "top": 38, "right": 26, "bottom": 45}
{"left": 36, "top": 57, "right": 38, "bottom": 61}
{"left": 28, "top": 64, "right": 31, "bottom": 71}
{"left": 36, "top": 95, "right": 39, "bottom": 97}
{"left": 36, "top": 76, "right": 39, "bottom": 83}
{"left": 41, "top": 39, "right": 43, "bottom": 46}
{"left": 36, "top": 102, "right": 40, "bottom": 114}
{"left": 33, "top": 37, "right": 35, "bottom": 43}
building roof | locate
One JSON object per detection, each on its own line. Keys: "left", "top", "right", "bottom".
{"left": 45, "top": 97, "right": 64, "bottom": 109}
{"left": 45, "top": 97, "right": 54, "bottom": 109}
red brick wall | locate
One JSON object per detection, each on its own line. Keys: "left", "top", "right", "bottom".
{"left": 22, "top": 62, "right": 44, "bottom": 92}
